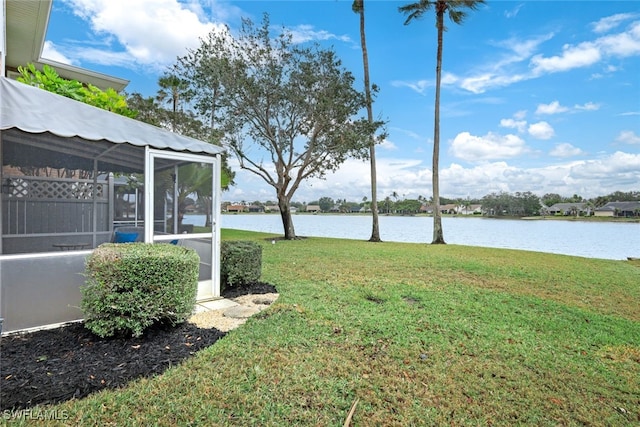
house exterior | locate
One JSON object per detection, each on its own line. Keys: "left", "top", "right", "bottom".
{"left": 456, "top": 204, "right": 483, "bottom": 215}
{"left": 226, "top": 204, "right": 247, "bottom": 213}
{"left": 547, "top": 202, "right": 587, "bottom": 216}
{"left": 0, "top": 1, "right": 223, "bottom": 334}
{"left": 440, "top": 204, "right": 459, "bottom": 214}
{"left": 247, "top": 205, "right": 264, "bottom": 213}
{"left": 420, "top": 205, "right": 433, "bottom": 214}
{"left": 305, "top": 205, "right": 321, "bottom": 213}
{"left": 594, "top": 201, "right": 640, "bottom": 217}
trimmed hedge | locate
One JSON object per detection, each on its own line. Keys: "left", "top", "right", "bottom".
{"left": 81, "top": 243, "right": 199, "bottom": 338}
{"left": 221, "top": 240, "right": 262, "bottom": 289}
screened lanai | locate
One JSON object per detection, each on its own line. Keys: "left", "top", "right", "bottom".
{"left": 0, "top": 77, "right": 223, "bottom": 333}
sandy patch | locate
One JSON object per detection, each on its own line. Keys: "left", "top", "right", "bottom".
{"left": 188, "top": 293, "right": 279, "bottom": 332}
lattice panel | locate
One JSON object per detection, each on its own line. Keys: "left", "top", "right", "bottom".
{"left": 7, "top": 178, "right": 105, "bottom": 200}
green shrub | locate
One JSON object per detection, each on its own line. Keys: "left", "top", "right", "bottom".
{"left": 81, "top": 243, "right": 199, "bottom": 338}
{"left": 221, "top": 240, "right": 262, "bottom": 289}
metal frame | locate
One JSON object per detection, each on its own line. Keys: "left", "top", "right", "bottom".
{"left": 145, "top": 147, "right": 221, "bottom": 298}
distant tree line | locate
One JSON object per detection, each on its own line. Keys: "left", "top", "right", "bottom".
{"left": 234, "top": 190, "right": 639, "bottom": 217}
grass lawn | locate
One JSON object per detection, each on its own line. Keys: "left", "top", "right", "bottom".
{"left": 11, "top": 229, "right": 640, "bottom": 426}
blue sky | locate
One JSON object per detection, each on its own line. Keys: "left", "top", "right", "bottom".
{"left": 43, "top": 0, "right": 640, "bottom": 203}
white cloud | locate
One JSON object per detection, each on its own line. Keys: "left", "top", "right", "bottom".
{"left": 499, "top": 118, "right": 527, "bottom": 133}
{"left": 440, "top": 151, "right": 640, "bottom": 199}
{"left": 287, "top": 24, "right": 352, "bottom": 44}
{"left": 592, "top": 13, "right": 639, "bottom": 34}
{"left": 42, "top": 41, "right": 75, "bottom": 65}
{"left": 531, "top": 21, "right": 640, "bottom": 75}
{"left": 454, "top": 18, "right": 640, "bottom": 94}
{"left": 390, "top": 79, "right": 431, "bottom": 95}
{"left": 549, "top": 143, "right": 585, "bottom": 158}
{"left": 440, "top": 161, "right": 545, "bottom": 197}
{"left": 596, "top": 22, "right": 640, "bottom": 57}
{"left": 513, "top": 110, "right": 527, "bottom": 120}
{"left": 391, "top": 127, "right": 423, "bottom": 141}
{"left": 574, "top": 102, "right": 600, "bottom": 111}
{"left": 536, "top": 100, "right": 599, "bottom": 115}
{"left": 393, "top": 73, "right": 458, "bottom": 95}
{"left": 504, "top": 4, "right": 524, "bottom": 19}
{"left": 299, "top": 158, "right": 430, "bottom": 202}
{"left": 531, "top": 42, "right": 602, "bottom": 74}
{"left": 568, "top": 152, "right": 640, "bottom": 180}
{"left": 528, "top": 121, "right": 555, "bottom": 140}
{"left": 536, "top": 100, "right": 568, "bottom": 115}
{"left": 616, "top": 130, "right": 640, "bottom": 145}
{"left": 450, "top": 132, "right": 529, "bottom": 162}
{"left": 203, "top": 0, "right": 245, "bottom": 23}
{"left": 223, "top": 150, "right": 640, "bottom": 203}
{"left": 61, "top": 0, "right": 221, "bottom": 69}
{"left": 378, "top": 139, "right": 399, "bottom": 151}
{"left": 459, "top": 72, "right": 527, "bottom": 94}
{"left": 453, "top": 33, "right": 553, "bottom": 94}
{"left": 72, "top": 46, "right": 140, "bottom": 68}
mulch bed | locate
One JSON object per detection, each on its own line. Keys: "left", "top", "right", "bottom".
{"left": 0, "top": 282, "right": 276, "bottom": 411}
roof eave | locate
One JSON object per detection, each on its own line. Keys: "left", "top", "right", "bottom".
{"left": 4, "top": 0, "right": 129, "bottom": 92}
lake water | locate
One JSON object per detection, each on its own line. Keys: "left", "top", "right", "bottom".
{"left": 184, "top": 214, "right": 639, "bottom": 260}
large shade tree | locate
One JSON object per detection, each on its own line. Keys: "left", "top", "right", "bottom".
{"left": 399, "top": 0, "right": 484, "bottom": 244}
{"left": 177, "top": 14, "right": 381, "bottom": 239}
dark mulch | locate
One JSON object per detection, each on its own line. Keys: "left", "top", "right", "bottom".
{"left": 0, "top": 282, "right": 277, "bottom": 411}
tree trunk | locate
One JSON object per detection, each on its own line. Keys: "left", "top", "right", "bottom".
{"left": 354, "top": 0, "right": 382, "bottom": 242}
{"left": 432, "top": 3, "right": 446, "bottom": 244}
{"left": 357, "top": 1, "right": 382, "bottom": 243}
{"left": 278, "top": 195, "right": 296, "bottom": 239}
{"left": 204, "top": 196, "right": 212, "bottom": 227}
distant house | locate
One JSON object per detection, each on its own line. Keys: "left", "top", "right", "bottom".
{"left": 264, "top": 205, "right": 279, "bottom": 213}
{"left": 306, "top": 205, "right": 321, "bottom": 213}
{"left": 594, "top": 201, "right": 640, "bottom": 217}
{"left": 420, "top": 205, "right": 433, "bottom": 214}
{"left": 247, "top": 205, "right": 264, "bottom": 213}
{"left": 459, "top": 204, "right": 483, "bottom": 215}
{"left": 440, "top": 204, "right": 459, "bottom": 214}
{"left": 226, "top": 204, "right": 246, "bottom": 213}
{"left": 547, "top": 203, "right": 587, "bottom": 216}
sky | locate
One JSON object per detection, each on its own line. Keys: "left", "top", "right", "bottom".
{"left": 43, "top": 0, "right": 640, "bottom": 204}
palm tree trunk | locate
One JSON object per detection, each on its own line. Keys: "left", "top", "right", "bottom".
{"left": 432, "top": 3, "right": 446, "bottom": 244}
{"left": 355, "top": 1, "right": 382, "bottom": 242}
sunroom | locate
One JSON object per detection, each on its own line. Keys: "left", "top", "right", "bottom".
{"left": 0, "top": 77, "right": 223, "bottom": 334}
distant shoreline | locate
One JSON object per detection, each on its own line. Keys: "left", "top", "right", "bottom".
{"left": 217, "top": 212, "right": 639, "bottom": 224}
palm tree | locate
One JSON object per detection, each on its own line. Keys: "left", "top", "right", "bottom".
{"left": 157, "top": 73, "right": 189, "bottom": 132}
{"left": 353, "top": 0, "right": 382, "bottom": 242}
{"left": 399, "top": 0, "right": 484, "bottom": 244}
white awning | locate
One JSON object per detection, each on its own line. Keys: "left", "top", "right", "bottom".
{"left": 0, "top": 77, "right": 223, "bottom": 156}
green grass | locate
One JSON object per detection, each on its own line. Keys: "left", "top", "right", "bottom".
{"left": 10, "top": 230, "right": 640, "bottom": 426}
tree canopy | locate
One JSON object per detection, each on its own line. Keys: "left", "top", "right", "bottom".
{"left": 176, "top": 14, "right": 382, "bottom": 239}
